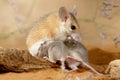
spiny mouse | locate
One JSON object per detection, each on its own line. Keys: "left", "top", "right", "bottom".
{"left": 42, "top": 38, "right": 103, "bottom": 75}
{"left": 26, "top": 6, "right": 80, "bottom": 56}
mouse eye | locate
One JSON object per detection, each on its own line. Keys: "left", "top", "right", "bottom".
{"left": 71, "top": 25, "right": 76, "bottom": 30}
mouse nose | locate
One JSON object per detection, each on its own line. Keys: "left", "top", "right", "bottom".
{"left": 71, "top": 33, "right": 82, "bottom": 42}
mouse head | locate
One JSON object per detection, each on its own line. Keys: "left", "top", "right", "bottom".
{"left": 58, "top": 6, "right": 81, "bottom": 42}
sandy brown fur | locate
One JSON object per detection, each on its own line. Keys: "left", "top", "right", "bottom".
{"left": 27, "top": 12, "right": 80, "bottom": 48}
{"left": 69, "top": 13, "right": 80, "bottom": 30}
{"left": 26, "top": 12, "right": 61, "bottom": 48}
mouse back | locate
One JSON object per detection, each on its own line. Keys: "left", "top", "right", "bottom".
{"left": 64, "top": 39, "right": 88, "bottom": 63}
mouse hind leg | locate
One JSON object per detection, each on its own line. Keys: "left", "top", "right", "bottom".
{"left": 68, "top": 63, "right": 79, "bottom": 72}
{"left": 60, "top": 57, "right": 66, "bottom": 72}
{"left": 66, "top": 56, "right": 80, "bottom": 72}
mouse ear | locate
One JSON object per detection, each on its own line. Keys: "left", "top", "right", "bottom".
{"left": 71, "top": 5, "right": 77, "bottom": 16}
{"left": 59, "top": 7, "right": 69, "bottom": 22}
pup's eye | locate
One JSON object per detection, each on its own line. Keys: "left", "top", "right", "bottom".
{"left": 71, "top": 25, "right": 76, "bottom": 30}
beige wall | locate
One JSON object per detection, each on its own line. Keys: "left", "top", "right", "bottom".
{"left": 0, "top": 0, "right": 120, "bottom": 49}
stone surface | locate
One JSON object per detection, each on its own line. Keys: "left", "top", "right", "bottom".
{"left": 105, "top": 59, "right": 120, "bottom": 80}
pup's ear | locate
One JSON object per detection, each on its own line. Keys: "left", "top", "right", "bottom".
{"left": 59, "top": 7, "right": 69, "bottom": 22}
{"left": 71, "top": 5, "right": 77, "bottom": 16}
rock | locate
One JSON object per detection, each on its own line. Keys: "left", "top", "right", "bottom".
{"left": 105, "top": 59, "right": 120, "bottom": 80}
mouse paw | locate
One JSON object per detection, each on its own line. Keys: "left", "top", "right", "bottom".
{"left": 60, "top": 65, "right": 66, "bottom": 72}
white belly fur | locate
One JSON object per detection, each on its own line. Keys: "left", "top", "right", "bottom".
{"left": 29, "top": 38, "right": 52, "bottom": 56}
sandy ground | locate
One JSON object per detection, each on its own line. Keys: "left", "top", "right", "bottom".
{"left": 0, "top": 46, "right": 119, "bottom": 80}
{"left": 0, "top": 69, "right": 108, "bottom": 80}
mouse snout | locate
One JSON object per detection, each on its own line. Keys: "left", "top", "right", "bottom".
{"left": 71, "top": 33, "right": 81, "bottom": 42}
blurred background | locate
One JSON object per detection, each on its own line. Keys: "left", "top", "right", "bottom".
{"left": 0, "top": 0, "right": 120, "bottom": 51}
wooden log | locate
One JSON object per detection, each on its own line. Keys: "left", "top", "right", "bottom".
{"left": 0, "top": 48, "right": 59, "bottom": 72}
